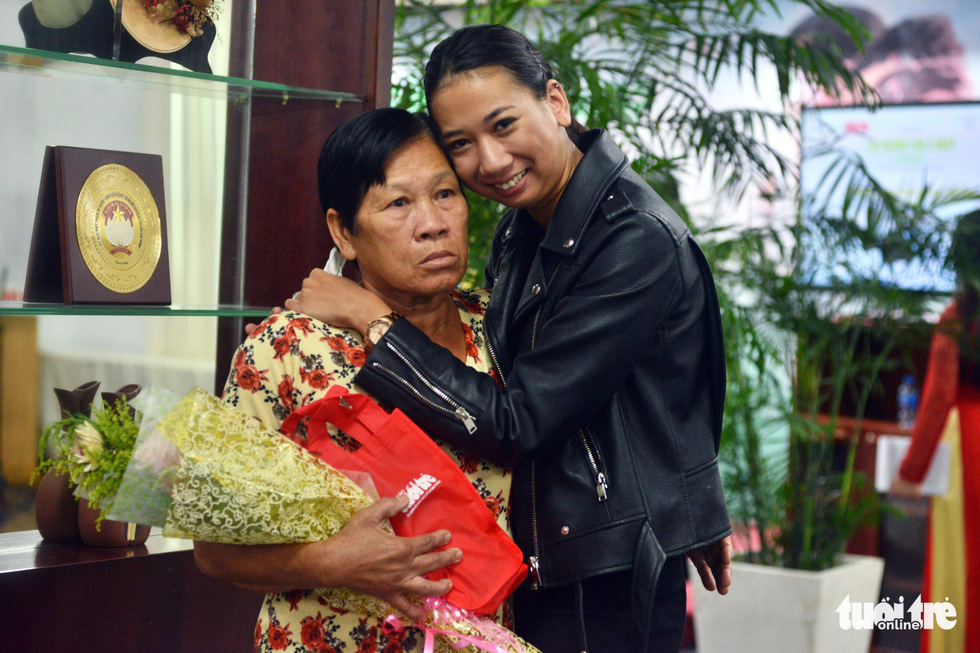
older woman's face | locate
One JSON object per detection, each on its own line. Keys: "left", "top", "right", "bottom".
{"left": 339, "top": 137, "right": 468, "bottom": 303}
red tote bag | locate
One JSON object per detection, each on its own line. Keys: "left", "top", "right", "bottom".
{"left": 280, "top": 385, "right": 527, "bottom": 615}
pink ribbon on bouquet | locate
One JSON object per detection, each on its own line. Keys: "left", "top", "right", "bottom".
{"left": 382, "top": 597, "right": 526, "bottom": 653}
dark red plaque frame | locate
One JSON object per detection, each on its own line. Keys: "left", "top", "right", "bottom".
{"left": 24, "top": 145, "right": 171, "bottom": 305}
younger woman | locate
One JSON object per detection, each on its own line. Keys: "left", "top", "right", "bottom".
{"left": 289, "top": 25, "right": 732, "bottom": 653}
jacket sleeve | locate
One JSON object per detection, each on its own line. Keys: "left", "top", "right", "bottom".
{"left": 353, "top": 213, "right": 694, "bottom": 468}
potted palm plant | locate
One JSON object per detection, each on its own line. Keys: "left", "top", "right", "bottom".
{"left": 691, "top": 128, "right": 979, "bottom": 651}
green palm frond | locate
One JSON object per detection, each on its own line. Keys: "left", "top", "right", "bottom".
{"left": 393, "top": 1, "right": 970, "bottom": 571}
{"left": 394, "top": 0, "right": 878, "bottom": 283}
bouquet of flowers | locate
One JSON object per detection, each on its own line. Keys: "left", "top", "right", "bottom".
{"left": 34, "top": 385, "right": 537, "bottom": 653}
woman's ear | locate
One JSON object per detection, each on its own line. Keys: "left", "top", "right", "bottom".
{"left": 545, "top": 79, "right": 573, "bottom": 128}
{"left": 326, "top": 209, "right": 357, "bottom": 261}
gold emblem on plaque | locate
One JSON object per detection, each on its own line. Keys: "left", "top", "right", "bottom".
{"left": 75, "top": 164, "right": 162, "bottom": 294}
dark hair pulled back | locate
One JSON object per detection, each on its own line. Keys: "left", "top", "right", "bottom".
{"left": 317, "top": 108, "right": 443, "bottom": 234}
{"left": 423, "top": 24, "right": 587, "bottom": 137}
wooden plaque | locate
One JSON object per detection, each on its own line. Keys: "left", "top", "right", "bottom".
{"left": 24, "top": 146, "right": 171, "bottom": 304}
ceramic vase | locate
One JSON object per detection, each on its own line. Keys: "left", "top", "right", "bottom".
{"left": 78, "top": 498, "right": 151, "bottom": 547}
{"left": 34, "top": 380, "right": 99, "bottom": 542}
{"left": 34, "top": 468, "right": 82, "bottom": 542}
{"left": 100, "top": 383, "right": 141, "bottom": 418}
{"left": 35, "top": 382, "right": 151, "bottom": 546}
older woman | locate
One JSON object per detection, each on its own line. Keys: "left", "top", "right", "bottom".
{"left": 194, "top": 108, "right": 515, "bottom": 652}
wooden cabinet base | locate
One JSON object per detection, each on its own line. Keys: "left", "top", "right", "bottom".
{"left": 0, "top": 530, "right": 261, "bottom": 652}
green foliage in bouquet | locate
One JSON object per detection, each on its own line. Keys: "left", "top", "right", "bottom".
{"left": 28, "top": 385, "right": 539, "bottom": 651}
{"left": 32, "top": 399, "right": 140, "bottom": 526}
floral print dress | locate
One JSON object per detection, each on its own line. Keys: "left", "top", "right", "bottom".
{"left": 222, "top": 288, "right": 513, "bottom": 653}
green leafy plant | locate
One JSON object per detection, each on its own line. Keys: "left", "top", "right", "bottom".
{"left": 709, "top": 149, "right": 980, "bottom": 569}
{"left": 393, "top": 0, "right": 875, "bottom": 285}
{"left": 393, "top": 1, "right": 979, "bottom": 572}
{"left": 33, "top": 399, "right": 140, "bottom": 526}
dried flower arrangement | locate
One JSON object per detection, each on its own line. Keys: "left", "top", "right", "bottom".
{"left": 143, "top": 0, "right": 220, "bottom": 37}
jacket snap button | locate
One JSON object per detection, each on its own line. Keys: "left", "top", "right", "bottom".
{"left": 561, "top": 526, "right": 570, "bottom": 535}
{"left": 563, "top": 239, "right": 574, "bottom": 249}
{"left": 503, "top": 227, "right": 513, "bottom": 240}
{"left": 531, "top": 284, "right": 541, "bottom": 296}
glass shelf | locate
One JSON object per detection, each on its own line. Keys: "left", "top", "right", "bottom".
{"left": 0, "top": 44, "right": 364, "bottom": 104}
{"left": 0, "top": 301, "right": 273, "bottom": 317}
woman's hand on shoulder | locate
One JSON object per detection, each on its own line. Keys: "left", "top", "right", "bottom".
{"left": 244, "top": 306, "right": 283, "bottom": 336}
{"left": 284, "top": 268, "right": 391, "bottom": 334}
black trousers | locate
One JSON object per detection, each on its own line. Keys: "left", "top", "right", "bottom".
{"left": 512, "top": 556, "right": 687, "bottom": 653}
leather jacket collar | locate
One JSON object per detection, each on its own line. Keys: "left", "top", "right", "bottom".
{"left": 519, "top": 129, "right": 629, "bottom": 257}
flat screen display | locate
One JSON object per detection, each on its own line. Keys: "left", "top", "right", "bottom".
{"left": 800, "top": 102, "right": 980, "bottom": 292}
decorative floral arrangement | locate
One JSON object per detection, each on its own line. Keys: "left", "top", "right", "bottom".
{"left": 143, "top": 0, "right": 220, "bottom": 37}
{"left": 33, "top": 397, "right": 140, "bottom": 528}
{"left": 32, "top": 385, "right": 537, "bottom": 653}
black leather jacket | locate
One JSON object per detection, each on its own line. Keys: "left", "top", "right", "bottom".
{"left": 355, "top": 129, "right": 730, "bottom": 633}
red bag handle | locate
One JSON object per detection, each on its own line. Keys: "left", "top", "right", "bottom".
{"left": 280, "top": 386, "right": 390, "bottom": 455}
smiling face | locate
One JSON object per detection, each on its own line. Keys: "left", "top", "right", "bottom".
{"left": 328, "top": 136, "right": 469, "bottom": 306}
{"left": 430, "top": 66, "right": 581, "bottom": 226}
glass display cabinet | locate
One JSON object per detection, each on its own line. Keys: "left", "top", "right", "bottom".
{"left": 0, "top": 2, "right": 394, "bottom": 649}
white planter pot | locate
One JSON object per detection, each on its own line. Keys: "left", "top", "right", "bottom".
{"left": 690, "top": 554, "right": 885, "bottom": 653}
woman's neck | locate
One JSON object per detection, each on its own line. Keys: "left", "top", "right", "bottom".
{"left": 528, "top": 136, "right": 584, "bottom": 228}
{"left": 365, "top": 286, "right": 465, "bottom": 360}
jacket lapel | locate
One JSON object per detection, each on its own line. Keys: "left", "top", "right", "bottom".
{"left": 539, "top": 130, "right": 628, "bottom": 256}
{"left": 511, "top": 254, "right": 547, "bottom": 328}
{"left": 511, "top": 130, "right": 628, "bottom": 326}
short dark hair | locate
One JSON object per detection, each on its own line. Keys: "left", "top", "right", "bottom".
{"left": 317, "top": 108, "right": 444, "bottom": 233}
{"left": 423, "top": 24, "right": 586, "bottom": 137}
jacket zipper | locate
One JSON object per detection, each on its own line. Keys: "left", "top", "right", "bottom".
{"left": 487, "top": 314, "right": 547, "bottom": 587}
{"left": 370, "top": 343, "right": 477, "bottom": 434}
{"left": 580, "top": 426, "right": 608, "bottom": 502}
{"left": 528, "top": 462, "right": 542, "bottom": 588}
{"left": 527, "top": 262, "right": 562, "bottom": 588}
{"left": 485, "top": 325, "right": 507, "bottom": 389}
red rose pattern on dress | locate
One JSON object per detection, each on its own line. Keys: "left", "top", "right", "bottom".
{"left": 449, "top": 288, "right": 485, "bottom": 317}
{"left": 267, "top": 622, "right": 291, "bottom": 650}
{"left": 234, "top": 349, "right": 270, "bottom": 392}
{"left": 461, "top": 322, "right": 480, "bottom": 363}
{"left": 224, "top": 289, "right": 514, "bottom": 653}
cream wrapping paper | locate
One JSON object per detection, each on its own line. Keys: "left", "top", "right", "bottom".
{"left": 106, "top": 385, "right": 537, "bottom": 653}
